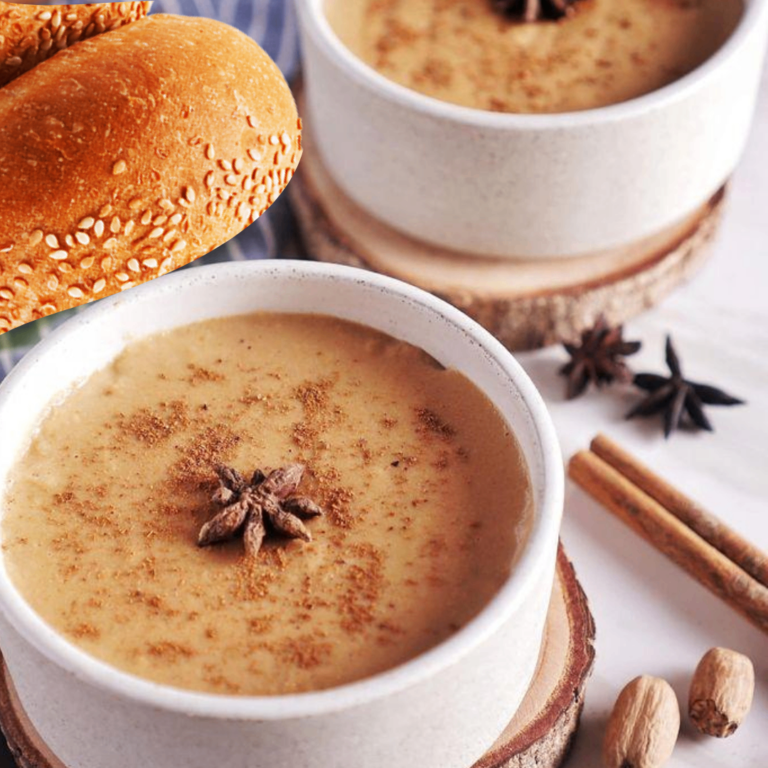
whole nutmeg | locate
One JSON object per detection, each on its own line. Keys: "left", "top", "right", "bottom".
{"left": 603, "top": 675, "right": 680, "bottom": 768}
{"left": 689, "top": 647, "right": 755, "bottom": 738}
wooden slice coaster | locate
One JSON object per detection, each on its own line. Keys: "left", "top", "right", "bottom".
{"left": 0, "top": 546, "right": 594, "bottom": 768}
{"left": 290, "top": 121, "right": 726, "bottom": 351}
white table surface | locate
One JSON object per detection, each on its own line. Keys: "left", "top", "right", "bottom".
{"left": 516, "top": 65, "right": 768, "bottom": 766}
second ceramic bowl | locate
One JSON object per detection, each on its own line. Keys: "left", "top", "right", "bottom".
{"left": 0, "top": 261, "right": 563, "bottom": 768}
{"left": 296, "top": 0, "right": 768, "bottom": 259}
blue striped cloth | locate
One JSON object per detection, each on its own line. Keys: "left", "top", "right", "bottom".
{"left": 0, "top": 0, "right": 301, "bottom": 378}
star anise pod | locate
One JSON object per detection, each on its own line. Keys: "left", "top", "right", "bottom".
{"left": 626, "top": 335, "right": 745, "bottom": 438}
{"left": 560, "top": 315, "right": 642, "bottom": 400}
{"left": 198, "top": 463, "right": 323, "bottom": 558}
{"left": 492, "top": 0, "right": 580, "bottom": 22}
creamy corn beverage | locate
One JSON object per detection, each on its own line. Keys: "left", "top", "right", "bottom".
{"left": 326, "top": 0, "right": 743, "bottom": 113}
{"left": 2, "top": 314, "right": 532, "bottom": 695}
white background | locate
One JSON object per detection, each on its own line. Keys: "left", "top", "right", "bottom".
{"left": 516, "top": 65, "right": 768, "bottom": 766}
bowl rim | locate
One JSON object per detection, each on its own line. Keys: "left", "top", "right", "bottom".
{"left": 297, "top": 0, "right": 768, "bottom": 129}
{"left": 0, "top": 260, "right": 563, "bottom": 721}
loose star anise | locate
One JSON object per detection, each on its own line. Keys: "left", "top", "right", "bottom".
{"left": 560, "top": 315, "right": 642, "bottom": 400}
{"left": 626, "top": 335, "right": 745, "bottom": 438}
{"left": 492, "top": 0, "right": 580, "bottom": 22}
{"left": 198, "top": 463, "right": 323, "bottom": 557}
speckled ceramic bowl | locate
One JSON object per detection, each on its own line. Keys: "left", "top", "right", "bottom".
{"left": 0, "top": 261, "right": 563, "bottom": 768}
{"left": 296, "top": 0, "right": 768, "bottom": 259}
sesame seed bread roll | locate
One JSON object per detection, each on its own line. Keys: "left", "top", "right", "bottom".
{"left": 0, "top": 2, "right": 152, "bottom": 89}
{"left": 0, "top": 13, "right": 302, "bottom": 334}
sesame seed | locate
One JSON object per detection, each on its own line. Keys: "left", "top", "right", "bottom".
{"left": 49, "top": 250, "right": 68, "bottom": 261}
{"left": 159, "top": 199, "right": 174, "bottom": 211}
{"left": 129, "top": 198, "right": 144, "bottom": 210}
{"left": 45, "top": 234, "right": 59, "bottom": 249}
{"left": 269, "top": 193, "right": 278, "bottom": 204}
{"left": 205, "top": 144, "right": 215, "bottom": 160}
{"left": 237, "top": 202, "right": 250, "bottom": 220}
{"left": 217, "top": 190, "right": 231, "bottom": 201}
{"left": 65, "top": 12, "right": 78, "bottom": 21}
{"left": 100, "top": 257, "right": 112, "bottom": 271}
{"left": 160, "top": 257, "right": 173, "bottom": 273}
{"left": 94, "top": 220, "right": 105, "bottom": 237}
{"left": 234, "top": 159, "right": 244, "bottom": 174}
{"left": 0, "top": 289, "right": 13, "bottom": 300}
{"left": 248, "top": 116, "right": 258, "bottom": 128}
{"left": 93, "top": 279, "right": 106, "bottom": 294}
{"left": 14, "top": 278, "right": 28, "bottom": 290}
{"left": 110, "top": 217, "right": 121, "bottom": 233}
{"left": 243, "top": 177, "right": 253, "bottom": 192}
{"left": 75, "top": 232, "right": 90, "bottom": 246}
{"left": 152, "top": 215, "right": 168, "bottom": 226}
{"left": 149, "top": 227, "right": 164, "bottom": 239}
{"left": 6, "top": 57, "right": 22, "bottom": 67}
{"left": 281, "top": 132, "right": 291, "bottom": 148}
{"left": 116, "top": 272, "right": 130, "bottom": 282}
{"left": 80, "top": 257, "right": 95, "bottom": 269}
{"left": 68, "top": 287, "right": 84, "bottom": 299}
{"left": 256, "top": 185, "right": 266, "bottom": 195}
{"left": 18, "top": 263, "right": 33, "bottom": 275}
{"left": 41, "top": 304, "right": 57, "bottom": 314}
{"left": 100, "top": 204, "right": 113, "bottom": 217}
{"left": 178, "top": 198, "right": 190, "bottom": 209}
{"left": 171, "top": 240, "right": 187, "bottom": 252}
{"left": 206, "top": 202, "right": 216, "bottom": 216}
{"left": 185, "top": 186, "right": 196, "bottom": 203}
{"left": 205, "top": 172, "right": 215, "bottom": 188}
{"left": 269, "top": 135, "right": 279, "bottom": 146}
{"left": 225, "top": 175, "right": 238, "bottom": 186}
{"left": 258, "top": 135, "right": 266, "bottom": 145}
{"left": 119, "top": 282, "right": 135, "bottom": 292}
{"left": 113, "top": 160, "right": 127, "bottom": 175}
{"left": 124, "top": 221, "right": 135, "bottom": 236}
{"left": 65, "top": 235, "right": 75, "bottom": 248}
{"left": 163, "top": 230, "right": 177, "bottom": 243}
{"left": 170, "top": 213, "right": 183, "bottom": 226}
{"left": 51, "top": 10, "right": 62, "bottom": 28}
{"left": 59, "top": 263, "right": 73, "bottom": 274}
{"left": 247, "top": 149, "right": 261, "bottom": 162}
{"left": 29, "top": 230, "right": 43, "bottom": 246}
{"left": 127, "top": 258, "right": 140, "bottom": 273}
{"left": 103, "top": 238, "right": 118, "bottom": 249}
{"left": 141, "top": 211, "right": 152, "bottom": 226}
{"left": 47, "top": 276, "right": 59, "bottom": 290}
{"left": 78, "top": 217, "right": 95, "bottom": 230}
{"left": 37, "top": 11, "right": 52, "bottom": 20}
{"left": 143, "top": 258, "right": 158, "bottom": 269}
{"left": 264, "top": 176, "right": 273, "bottom": 192}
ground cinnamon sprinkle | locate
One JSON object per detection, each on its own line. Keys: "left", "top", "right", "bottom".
{"left": 119, "top": 400, "right": 189, "bottom": 445}
{"left": 170, "top": 425, "right": 241, "bottom": 487}
{"left": 146, "top": 641, "right": 195, "bottom": 662}
{"left": 69, "top": 623, "right": 100, "bottom": 640}
{"left": 416, "top": 408, "right": 456, "bottom": 440}
{"left": 186, "top": 363, "right": 224, "bottom": 384}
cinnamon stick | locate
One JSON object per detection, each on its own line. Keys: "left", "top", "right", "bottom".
{"left": 590, "top": 434, "right": 768, "bottom": 588}
{"left": 569, "top": 449, "right": 768, "bottom": 636}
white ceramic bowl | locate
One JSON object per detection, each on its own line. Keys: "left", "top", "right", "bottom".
{"left": 0, "top": 261, "right": 563, "bottom": 768}
{"left": 296, "top": 0, "right": 768, "bottom": 259}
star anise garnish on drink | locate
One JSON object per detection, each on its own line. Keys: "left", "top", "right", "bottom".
{"left": 198, "top": 464, "right": 323, "bottom": 557}
{"left": 492, "top": 0, "right": 580, "bottom": 22}
{"left": 560, "top": 315, "right": 642, "bottom": 400}
{"left": 626, "top": 335, "right": 745, "bottom": 438}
